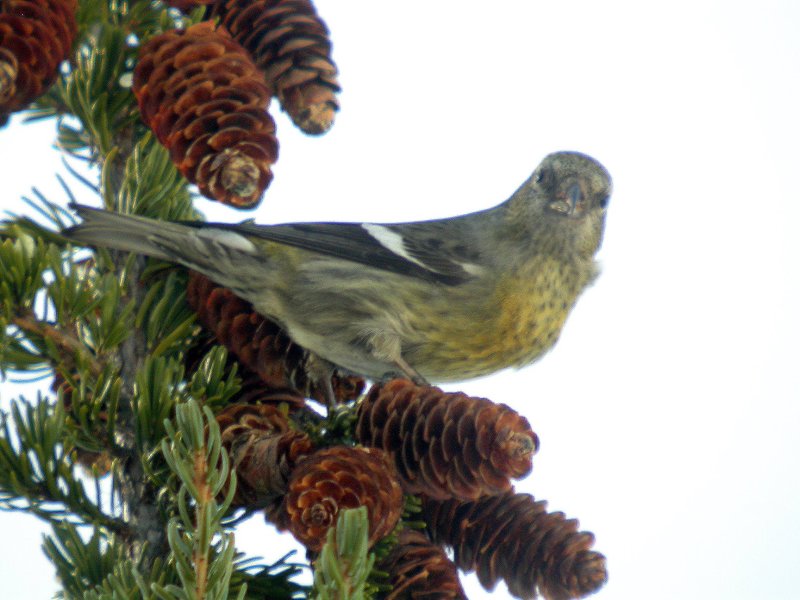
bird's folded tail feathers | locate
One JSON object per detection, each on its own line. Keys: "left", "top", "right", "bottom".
{"left": 64, "top": 204, "right": 191, "bottom": 262}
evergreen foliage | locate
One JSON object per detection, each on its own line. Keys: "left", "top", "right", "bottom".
{"left": 0, "top": 1, "right": 314, "bottom": 596}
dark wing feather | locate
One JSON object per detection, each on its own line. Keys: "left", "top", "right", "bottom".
{"left": 396, "top": 220, "right": 483, "bottom": 278}
{"left": 190, "top": 220, "right": 480, "bottom": 285}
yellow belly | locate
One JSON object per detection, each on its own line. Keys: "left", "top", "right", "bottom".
{"left": 411, "top": 256, "right": 586, "bottom": 381}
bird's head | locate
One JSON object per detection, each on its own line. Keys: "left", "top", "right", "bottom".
{"left": 506, "top": 151, "right": 612, "bottom": 256}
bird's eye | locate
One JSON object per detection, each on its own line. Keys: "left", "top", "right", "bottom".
{"left": 534, "top": 166, "right": 556, "bottom": 192}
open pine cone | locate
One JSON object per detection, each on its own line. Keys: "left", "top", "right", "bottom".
{"left": 210, "top": 0, "right": 340, "bottom": 134}
{"left": 356, "top": 379, "right": 538, "bottom": 500}
{"left": 376, "top": 529, "right": 466, "bottom": 600}
{"left": 187, "top": 271, "right": 305, "bottom": 389}
{"left": 273, "top": 445, "right": 403, "bottom": 552}
{"left": 0, "top": 0, "right": 77, "bottom": 125}
{"left": 133, "top": 22, "right": 278, "bottom": 208}
{"left": 423, "top": 491, "right": 607, "bottom": 600}
{"left": 187, "top": 272, "right": 365, "bottom": 403}
{"left": 217, "top": 403, "right": 314, "bottom": 507}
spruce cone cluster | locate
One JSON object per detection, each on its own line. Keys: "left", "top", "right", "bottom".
{"left": 217, "top": 403, "right": 313, "bottom": 507}
{"left": 356, "top": 379, "right": 538, "bottom": 500}
{"left": 211, "top": 0, "right": 340, "bottom": 134}
{"left": 376, "top": 529, "right": 467, "bottom": 600}
{"left": 273, "top": 446, "right": 403, "bottom": 552}
{"left": 189, "top": 290, "right": 604, "bottom": 597}
{"left": 216, "top": 401, "right": 404, "bottom": 553}
{"left": 186, "top": 276, "right": 604, "bottom": 597}
{"left": 423, "top": 492, "right": 607, "bottom": 600}
{"left": 187, "top": 271, "right": 364, "bottom": 403}
{"left": 132, "top": 22, "right": 278, "bottom": 208}
{"left": 0, "top": 0, "right": 77, "bottom": 125}
{"left": 134, "top": 1, "right": 339, "bottom": 203}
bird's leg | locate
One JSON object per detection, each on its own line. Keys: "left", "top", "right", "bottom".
{"left": 304, "top": 352, "right": 338, "bottom": 411}
{"left": 392, "top": 355, "right": 429, "bottom": 386}
{"left": 364, "top": 329, "right": 430, "bottom": 386}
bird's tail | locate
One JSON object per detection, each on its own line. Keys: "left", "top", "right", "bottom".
{"left": 64, "top": 204, "right": 189, "bottom": 262}
{"left": 64, "top": 204, "right": 266, "bottom": 292}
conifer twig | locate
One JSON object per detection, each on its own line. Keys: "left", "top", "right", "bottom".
{"left": 11, "top": 311, "right": 103, "bottom": 377}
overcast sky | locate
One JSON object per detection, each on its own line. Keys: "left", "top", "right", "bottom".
{"left": 1, "top": 1, "right": 799, "bottom": 598}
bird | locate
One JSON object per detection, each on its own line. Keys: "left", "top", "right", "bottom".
{"left": 64, "top": 150, "right": 612, "bottom": 389}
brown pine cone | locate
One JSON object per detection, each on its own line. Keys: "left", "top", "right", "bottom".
{"left": 423, "top": 492, "right": 607, "bottom": 600}
{"left": 356, "top": 379, "right": 538, "bottom": 501}
{"left": 330, "top": 371, "right": 366, "bottom": 405}
{"left": 184, "top": 330, "right": 308, "bottom": 412}
{"left": 211, "top": 0, "right": 340, "bottom": 134}
{"left": 217, "top": 403, "right": 314, "bottom": 507}
{"left": 376, "top": 529, "right": 467, "bottom": 600}
{"left": 273, "top": 446, "right": 403, "bottom": 552}
{"left": 132, "top": 21, "right": 278, "bottom": 208}
{"left": 187, "top": 271, "right": 365, "bottom": 403}
{"left": 187, "top": 271, "right": 310, "bottom": 390}
{"left": 234, "top": 369, "right": 310, "bottom": 411}
{"left": 0, "top": 0, "right": 77, "bottom": 125}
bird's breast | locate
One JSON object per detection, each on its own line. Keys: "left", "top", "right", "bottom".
{"left": 411, "top": 255, "right": 591, "bottom": 380}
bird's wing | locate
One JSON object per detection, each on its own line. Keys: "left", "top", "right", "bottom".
{"left": 199, "top": 220, "right": 483, "bottom": 285}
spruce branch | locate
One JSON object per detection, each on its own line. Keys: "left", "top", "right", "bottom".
{"left": 113, "top": 252, "right": 169, "bottom": 569}
{"left": 312, "top": 506, "right": 376, "bottom": 600}
{"left": 0, "top": 395, "right": 124, "bottom": 533}
{"left": 185, "top": 345, "right": 242, "bottom": 412}
{"left": 3, "top": 0, "right": 308, "bottom": 597}
{"left": 53, "top": 22, "right": 138, "bottom": 158}
{"left": 11, "top": 311, "right": 103, "bottom": 377}
{"left": 115, "top": 133, "right": 196, "bottom": 222}
{"left": 134, "top": 271, "right": 197, "bottom": 360}
{"left": 157, "top": 400, "right": 240, "bottom": 600}
{"left": 227, "top": 551, "right": 308, "bottom": 599}
{"left": 0, "top": 233, "right": 49, "bottom": 313}
{"left": 43, "top": 521, "right": 173, "bottom": 599}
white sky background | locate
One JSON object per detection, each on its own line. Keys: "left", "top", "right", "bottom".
{"left": 1, "top": 1, "right": 799, "bottom": 598}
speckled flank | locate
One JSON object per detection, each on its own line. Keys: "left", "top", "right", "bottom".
{"left": 409, "top": 254, "right": 592, "bottom": 381}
